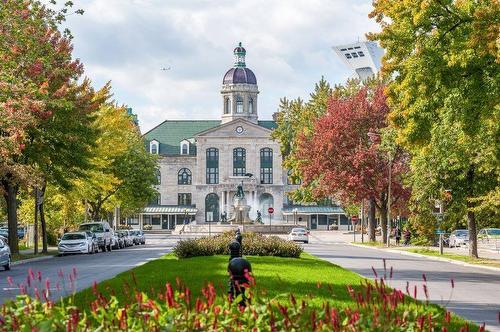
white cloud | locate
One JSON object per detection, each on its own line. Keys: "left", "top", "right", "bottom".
{"left": 62, "top": 0, "right": 379, "bottom": 132}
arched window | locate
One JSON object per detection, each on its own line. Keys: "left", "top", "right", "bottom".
{"left": 260, "top": 148, "right": 273, "bottom": 184}
{"left": 236, "top": 96, "right": 243, "bottom": 113}
{"left": 259, "top": 193, "right": 274, "bottom": 217}
{"left": 178, "top": 168, "right": 192, "bottom": 185}
{"left": 233, "top": 148, "right": 246, "bottom": 176}
{"left": 224, "top": 98, "right": 230, "bottom": 114}
{"left": 150, "top": 140, "right": 159, "bottom": 155}
{"left": 248, "top": 97, "right": 254, "bottom": 113}
{"left": 155, "top": 169, "right": 161, "bottom": 185}
{"left": 205, "top": 193, "right": 220, "bottom": 222}
{"left": 206, "top": 148, "right": 219, "bottom": 184}
{"left": 181, "top": 143, "right": 188, "bottom": 155}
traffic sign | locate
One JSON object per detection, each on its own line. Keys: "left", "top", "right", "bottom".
{"left": 435, "top": 230, "right": 446, "bottom": 235}
{"left": 267, "top": 207, "right": 274, "bottom": 214}
{"left": 351, "top": 216, "right": 359, "bottom": 224}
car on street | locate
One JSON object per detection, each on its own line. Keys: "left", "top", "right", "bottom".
{"left": 78, "top": 222, "right": 113, "bottom": 252}
{"left": 0, "top": 237, "right": 11, "bottom": 271}
{"left": 116, "top": 231, "right": 129, "bottom": 247}
{"left": 288, "top": 227, "right": 309, "bottom": 243}
{"left": 58, "top": 232, "right": 98, "bottom": 256}
{"left": 448, "top": 229, "right": 469, "bottom": 247}
{"left": 478, "top": 228, "right": 500, "bottom": 242}
{"left": 112, "top": 231, "right": 124, "bottom": 249}
{"left": 119, "top": 231, "right": 134, "bottom": 247}
{"left": 131, "top": 230, "right": 146, "bottom": 245}
{"left": 0, "top": 227, "right": 26, "bottom": 239}
{"left": 83, "top": 231, "right": 99, "bottom": 252}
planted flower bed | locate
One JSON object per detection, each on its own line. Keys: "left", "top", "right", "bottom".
{"left": 0, "top": 269, "right": 477, "bottom": 331}
{"left": 173, "top": 231, "right": 303, "bottom": 258}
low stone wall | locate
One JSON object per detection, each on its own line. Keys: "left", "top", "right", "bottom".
{"left": 173, "top": 223, "right": 297, "bottom": 235}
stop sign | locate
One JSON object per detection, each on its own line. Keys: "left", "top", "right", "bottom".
{"left": 351, "top": 216, "right": 359, "bottom": 224}
{"left": 268, "top": 207, "right": 274, "bottom": 214}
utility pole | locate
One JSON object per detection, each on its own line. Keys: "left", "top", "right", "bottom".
{"left": 34, "top": 188, "right": 38, "bottom": 254}
{"left": 387, "top": 154, "right": 393, "bottom": 247}
{"left": 361, "top": 199, "right": 365, "bottom": 243}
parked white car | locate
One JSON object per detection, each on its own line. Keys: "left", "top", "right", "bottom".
{"left": 58, "top": 232, "right": 98, "bottom": 255}
{"left": 288, "top": 227, "right": 309, "bottom": 244}
{"left": 448, "top": 229, "right": 469, "bottom": 247}
{"left": 79, "top": 222, "right": 112, "bottom": 252}
{"left": 0, "top": 237, "right": 11, "bottom": 271}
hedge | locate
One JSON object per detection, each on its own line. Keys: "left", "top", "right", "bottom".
{"left": 173, "top": 231, "right": 303, "bottom": 258}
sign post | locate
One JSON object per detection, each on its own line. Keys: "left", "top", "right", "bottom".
{"left": 352, "top": 216, "right": 359, "bottom": 242}
{"left": 268, "top": 207, "right": 274, "bottom": 232}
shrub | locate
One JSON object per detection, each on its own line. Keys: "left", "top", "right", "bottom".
{"left": 173, "top": 231, "right": 303, "bottom": 258}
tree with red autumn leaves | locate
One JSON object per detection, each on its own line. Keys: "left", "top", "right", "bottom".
{"left": 296, "top": 85, "right": 410, "bottom": 243}
{"left": 0, "top": 0, "right": 86, "bottom": 253}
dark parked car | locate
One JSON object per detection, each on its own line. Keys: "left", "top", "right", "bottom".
{"left": 0, "top": 227, "right": 25, "bottom": 239}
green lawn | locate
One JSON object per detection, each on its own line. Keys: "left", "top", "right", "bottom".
{"left": 402, "top": 248, "right": 500, "bottom": 268}
{"left": 12, "top": 250, "right": 57, "bottom": 262}
{"left": 72, "top": 253, "right": 365, "bottom": 309}
{"left": 67, "top": 252, "right": 476, "bottom": 330}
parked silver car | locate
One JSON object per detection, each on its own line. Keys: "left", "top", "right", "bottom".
{"left": 448, "top": 229, "right": 469, "bottom": 247}
{"left": 0, "top": 237, "right": 11, "bottom": 271}
{"left": 131, "top": 230, "right": 146, "bottom": 245}
{"left": 58, "top": 232, "right": 98, "bottom": 255}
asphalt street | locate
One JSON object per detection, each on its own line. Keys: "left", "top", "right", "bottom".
{"left": 0, "top": 234, "right": 175, "bottom": 304}
{"left": 305, "top": 240, "right": 500, "bottom": 331}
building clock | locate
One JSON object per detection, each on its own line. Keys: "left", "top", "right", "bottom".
{"left": 235, "top": 126, "right": 244, "bottom": 134}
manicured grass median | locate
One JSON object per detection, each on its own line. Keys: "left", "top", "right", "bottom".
{"left": 72, "top": 252, "right": 364, "bottom": 309}
{"left": 12, "top": 250, "right": 57, "bottom": 262}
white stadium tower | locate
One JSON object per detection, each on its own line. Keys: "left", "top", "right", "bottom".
{"left": 333, "top": 41, "right": 384, "bottom": 81}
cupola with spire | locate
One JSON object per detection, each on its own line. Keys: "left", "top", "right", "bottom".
{"left": 221, "top": 42, "right": 259, "bottom": 124}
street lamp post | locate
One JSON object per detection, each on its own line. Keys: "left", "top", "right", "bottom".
{"left": 293, "top": 208, "right": 298, "bottom": 225}
{"left": 386, "top": 154, "right": 393, "bottom": 248}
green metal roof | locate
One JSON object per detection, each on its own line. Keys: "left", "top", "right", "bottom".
{"left": 282, "top": 206, "right": 345, "bottom": 215}
{"left": 144, "top": 119, "right": 277, "bottom": 156}
{"left": 143, "top": 205, "right": 198, "bottom": 215}
{"left": 257, "top": 120, "right": 277, "bottom": 130}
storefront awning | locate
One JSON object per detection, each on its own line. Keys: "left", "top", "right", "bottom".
{"left": 282, "top": 206, "right": 345, "bottom": 216}
{"left": 142, "top": 206, "right": 198, "bottom": 215}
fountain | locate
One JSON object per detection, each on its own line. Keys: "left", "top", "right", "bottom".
{"left": 228, "top": 182, "right": 253, "bottom": 224}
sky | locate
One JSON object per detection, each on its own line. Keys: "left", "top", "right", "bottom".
{"left": 61, "top": 0, "right": 380, "bottom": 133}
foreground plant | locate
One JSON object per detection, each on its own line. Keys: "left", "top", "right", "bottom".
{"left": 0, "top": 267, "right": 481, "bottom": 331}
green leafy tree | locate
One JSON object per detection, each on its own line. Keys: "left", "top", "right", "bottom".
{"left": 76, "top": 101, "right": 158, "bottom": 221}
{"left": 369, "top": 0, "right": 499, "bottom": 257}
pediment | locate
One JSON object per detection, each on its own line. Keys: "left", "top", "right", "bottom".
{"left": 194, "top": 119, "right": 271, "bottom": 138}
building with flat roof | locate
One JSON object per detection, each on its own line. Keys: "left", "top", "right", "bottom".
{"left": 332, "top": 41, "right": 384, "bottom": 80}
{"left": 130, "top": 43, "right": 349, "bottom": 231}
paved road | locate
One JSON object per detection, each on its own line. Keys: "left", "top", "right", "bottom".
{"left": 0, "top": 234, "right": 175, "bottom": 304}
{"left": 305, "top": 240, "right": 500, "bottom": 331}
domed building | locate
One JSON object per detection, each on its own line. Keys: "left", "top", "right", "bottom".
{"left": 135, "top": 43, "right": 347, "bottom": 231}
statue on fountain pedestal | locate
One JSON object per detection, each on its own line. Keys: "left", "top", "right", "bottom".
{"left": 228, "top": 181, "right": 253, "bottom": 224}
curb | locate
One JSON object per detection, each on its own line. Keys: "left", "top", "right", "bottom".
{"left": 12, "top": 255, "right": 55, "bottom": 266}
{"left": 349, "top": 243, "right": 500, "bottom": 273}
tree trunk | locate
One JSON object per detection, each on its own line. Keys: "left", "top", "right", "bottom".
{"left": 90, "top": 201, "right": 102, "bottom": 221}
{"left": 34, "top": 188, "right": 39, "bottom": 255}
{"left": 39, "top": 181, "right": 48, "bottom": 253}
{"left": 379, "top": 201, "right": 388, "bottom": 244}
{"left": 3, "top": 181, "right": 19, "bottom": 254}
{"left": 466, "top": 165, "right": 478, "bottom": 258}
{"left": 368, "top": 197, "right": 376, "bottom": 242}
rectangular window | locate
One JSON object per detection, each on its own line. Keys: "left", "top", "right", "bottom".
{"left": 178, "top": 193, "right": 192, "bottom": 206}
{"left": 260, "top": 148, "right": 273, "bottom": 184}
{"left": 206, "top": 148, "right": 219, "bottom": 184}
{"left": 233, "top": 148, "right": 246, "bottom": 176}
